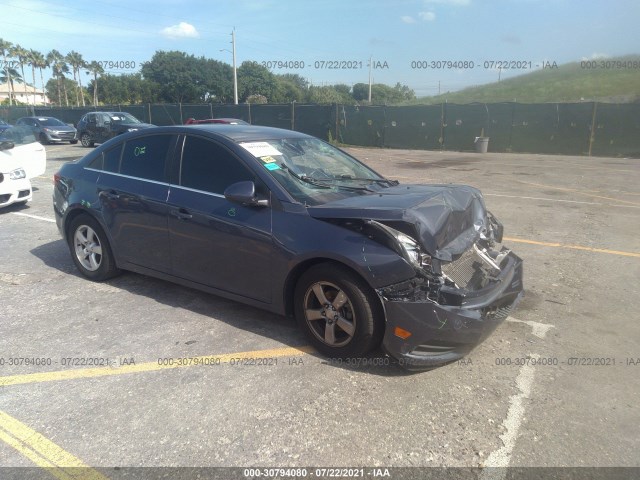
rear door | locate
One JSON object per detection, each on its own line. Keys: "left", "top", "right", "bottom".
{"left": 95, "top": 133, "right": 177, "bottom": 273}
{"left": 167, "top": 134, "right": 273, "bottom": 303}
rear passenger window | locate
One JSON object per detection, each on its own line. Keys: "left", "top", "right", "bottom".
{"left": 120, "top": 135, "right": 174, "bottom": 182}
{"left": 180, "top": 136, "right": 253, "bottom": 194}
{"left": 103, "top": 144, "right": 122, "bottom": 172}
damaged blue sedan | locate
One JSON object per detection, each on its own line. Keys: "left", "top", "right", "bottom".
{"left": 53, "top": 125, "right": 523, "bottom": 370}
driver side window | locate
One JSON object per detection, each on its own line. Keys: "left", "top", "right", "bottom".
{"left": 180, "top": 136, "right": 254, "bottom": 195}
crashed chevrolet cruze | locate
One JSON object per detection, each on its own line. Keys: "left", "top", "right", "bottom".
{"left": 53, "top": 125, "right": 523, "bottom": 369}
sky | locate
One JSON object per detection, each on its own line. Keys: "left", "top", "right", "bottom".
{"left": 2, "top": 0, "right": 640, "bottom": 97}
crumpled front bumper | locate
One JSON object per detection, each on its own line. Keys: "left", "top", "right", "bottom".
{"left": 379, "top": 251, "right": 524, "bottom": 370}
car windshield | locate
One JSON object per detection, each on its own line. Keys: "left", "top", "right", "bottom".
{"left": 0, "top": 126, "right": 38, "bottom": 146}
{"left": 239, "top": 137, "right": 392, "bottom": 205}
{"left": 38, "top": 117, "right": 67, "bottom": 127}
{"left": 109, "top": 113, "right": 141, "bottom": 125}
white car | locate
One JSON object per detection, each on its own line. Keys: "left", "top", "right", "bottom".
{"left": 0, "top": 126, "right": 46, "bottom": 208}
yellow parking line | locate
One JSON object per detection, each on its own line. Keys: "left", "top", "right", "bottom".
{"left": 0, "top": 346, "right": 315, "bottom": 387}
{"left": 0, "top": 410, "right": 108, "bottom": 480}
{"left": 504, "top": 236, "right": 640, "bottom": 258}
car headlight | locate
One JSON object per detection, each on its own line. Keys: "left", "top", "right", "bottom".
{"left": 369, "top": 220, "right": 431, "bottom": 269}
{"left": 9, "top": 168, "right": 26, "bottom": 180}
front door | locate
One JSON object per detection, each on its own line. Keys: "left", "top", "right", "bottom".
{"left": 167, "top": 135, "right": 273, "bottom": 303}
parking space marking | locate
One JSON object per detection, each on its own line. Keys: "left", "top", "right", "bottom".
{"left": 0, "top": 346, "right": 314, "bottom": 387}
{"left": 503, "top": 236, "right": 640, "bottom": 258}
{"left": 10, "top": 212, "right": 56, "bottom": 223}
{"left": 481, "top": 354, "right": 540, "bottom": 479}
{"left": 517, "top": 180, "right": 640, "bottom": 206}
{"left": 506, "top": 317, "right": 555, "bottom": 339}
{"left": 0, "top": 410, "right": 108, "bottom": 479}
{"left": 485, "top": 193, "right": 640, "bottom": 209}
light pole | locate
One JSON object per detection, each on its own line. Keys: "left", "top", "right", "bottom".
{"left": 220, "top": 28, "right": 238, "bottom": 105}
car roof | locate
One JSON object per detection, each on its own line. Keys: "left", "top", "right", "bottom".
{"left": 186, "top": 124, "right": 312, "bottom": 142}
{"left": 139, "top": 124, "right": 311, "bottom": 143}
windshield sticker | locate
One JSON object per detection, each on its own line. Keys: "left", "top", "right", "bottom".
{"left": 260, "top": 155, "right": 276, "bottom": 163}
{"left": 111, "top": 116, "right": 121, "bottom": 121}
{"left": 134, "top": 146, "right": 146, "bottom": 156}
{"left": 239, "top": 142, "right": 282, "bottom": 158}
{"left": 264, "top": 163, "right": 281, "bottom": 171}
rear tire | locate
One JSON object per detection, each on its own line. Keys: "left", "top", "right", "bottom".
{"left": 67, "top": 215, "right": 120, "bottom": 281}
{"left": 294, "top": 263, "right": 384, "bottom": 358}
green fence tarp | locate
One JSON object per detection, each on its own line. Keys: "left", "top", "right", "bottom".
{"left": 338, "top": 105, "right": 386, "bottom": 147}
{"left": 2, "top": 102, "right": 639, "bottom": 157}
{"left": 383, "top": 105, "right": 443, "bottom": 150}
{"left": 590, "top": 103, "right": 640, "bottom": 157}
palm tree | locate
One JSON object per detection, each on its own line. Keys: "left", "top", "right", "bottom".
{"left": 30, "top": 50, "right": 48, "bottom": 105}
{"left": 47, "top": 50, "right": 63, "bottom": 105}
{"left": 10, "top": 44, "right": 29, "bottom": 103}
{"left": 86, "top": 60, "right": 104, "bottom": 106}
{"left": 66, "top": 51, "right": 86, "bottom": 107}
{"left": 0, "top": 38, "right": 14, "bottom": 105}
{"left": 0, "top": 67, "right": 22, "bottom": 103}
{"left": 27, "top": 49, "right": 41, "bottom": 105}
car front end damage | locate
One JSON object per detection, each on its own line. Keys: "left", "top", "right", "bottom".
{"left": 308, "top": 183, "right": 524, "bottom": 369}
{"left": 372, "top": 213, "right": 523, "bottom": 370}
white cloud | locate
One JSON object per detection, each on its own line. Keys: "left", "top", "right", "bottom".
{"left": 401, "top": 15, "right": 417, "bottom": 23}
{"left": 161, "top": 22, "right": 199, "bottom": 39}
{"left": 424, "top": 0, "right": 470, "bottom": 5}
{"left": 418, "top": 11, "right": 436, "bottom": 21}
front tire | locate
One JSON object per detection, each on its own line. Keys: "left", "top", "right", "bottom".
{"left": 80, "top": 133, "right": 94, "bottom": 147}
{"left": 39, "top": 133, "right": 49, "bottom": 145}
{"left": 70, "top": 139, "right": 78, "bottom": 144}
{"left": 294, "top": 263, "right": 384, "bottom": 358}
{"left": 68, "top": 215, "right": 120, "bottom": 281}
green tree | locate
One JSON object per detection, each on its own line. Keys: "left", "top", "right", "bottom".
{"left": 45, "top": 76, "right": 76, "bottom": 106}
{"left": 88, "top": 73, "right": 158, "bottom": 104}
{"left": 10, "top": 44, "right": 29, "bottom": 102}
{"left": 237, "top": 61, "right": 278, "bottom": 103}
{"left": 85, "top": 61, "right": 104, "bottom": 105}
{"left": 141, "top": 51, "right": 205, "bottom": 103}
{"left": 66, "top": 51, "right": 87, "bottom": 106}
{"left": 47, "top": 50, "right": 69, "bottom": 106}
{"left": 0, "top": 67, "right": 22, "bottom": 104}
{"left": 0, "top": 38, "right": 14, "bottom": 105}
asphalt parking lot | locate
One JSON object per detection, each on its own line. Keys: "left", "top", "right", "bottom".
{"left": 1, "top": 142, "right": 639, "bottom": 478}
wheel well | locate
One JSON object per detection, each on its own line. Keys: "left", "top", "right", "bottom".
{"left": 63, "top": 209, "right": 94, "bottom": 240}
{"left": 283, "top": 258, "right": 383, "bottom": 318}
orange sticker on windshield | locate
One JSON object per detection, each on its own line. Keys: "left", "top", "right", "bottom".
{"left": 261, "top": 156, "right": 276, "bottom": 163}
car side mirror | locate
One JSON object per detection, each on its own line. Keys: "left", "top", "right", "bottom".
{"left": 0, "top": 140, "right": 15, "bottom": 151}
{"left": 224, "top": 181, "right": 269, "bottom": 207}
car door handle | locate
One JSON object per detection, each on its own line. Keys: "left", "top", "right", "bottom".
{"left": 171, "top": 208, "right": 192, "bottom": 220}
{"left": 100, "top": 190, "right": 120, "bottom": 200}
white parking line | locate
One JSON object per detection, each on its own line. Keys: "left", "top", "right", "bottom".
{"left": 10, "top": 212, "right": 56, "bottom": 223}
{"left": 481, "top": 354, "right": 540, "bottom": 479}
{"left": 485, "top": 193, "right": 640, "bottom": 209}
{"left": 506, "top": 317, "right": 555, "bottom": 339}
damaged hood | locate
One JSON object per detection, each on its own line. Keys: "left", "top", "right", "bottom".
{"left": 307, "top": 184, "right": 488, "bottom": 261}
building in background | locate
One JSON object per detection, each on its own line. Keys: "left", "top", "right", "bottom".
{"left": 0, "top": 82, "right": 50, "bottom": 105}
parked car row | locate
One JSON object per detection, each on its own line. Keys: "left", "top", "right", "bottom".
{"left": 0, "top": 114, "right": 250, "bottom": 147}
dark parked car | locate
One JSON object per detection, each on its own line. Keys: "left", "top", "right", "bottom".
{"left": 76, "top": 112, "right": 154, "bottom": 147}
{"left": 15, "top": 116, "right": 77, "bottom": 144}
{"left": 185, "top": 118, "right": 249, "bottom": 125}
{"left": 0, "top": 119, "right": 12, "bottom": 133}
{"left": 53, "top": 125, "right": 523, "bottom": 369}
